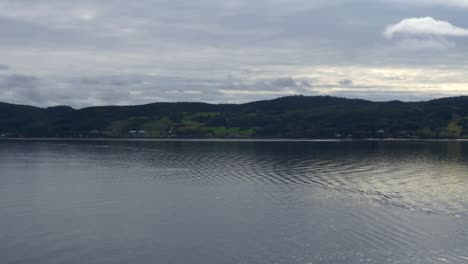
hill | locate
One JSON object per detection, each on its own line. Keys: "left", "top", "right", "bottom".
{"left": 1, "top": 95, "right": 468, "bottom": 139}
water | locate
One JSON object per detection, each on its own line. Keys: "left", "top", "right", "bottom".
{"left": 1, "top": 140, "right": 467, "bottom": 264}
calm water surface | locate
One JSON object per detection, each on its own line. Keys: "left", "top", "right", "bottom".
{"left": 1, "top": 140, "right": 467, "bottom": 264}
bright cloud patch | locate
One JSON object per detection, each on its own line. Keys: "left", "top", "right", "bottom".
{"left": 384, "top": 17, "right": 468, "bottom": 39}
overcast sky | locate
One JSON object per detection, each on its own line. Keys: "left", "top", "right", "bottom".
{"left": 1, "top": 0, "right": 468, "bottom": 107}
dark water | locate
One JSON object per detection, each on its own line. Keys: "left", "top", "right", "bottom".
{"left": 1, "top": 140, "right": 467, "bottom": 264}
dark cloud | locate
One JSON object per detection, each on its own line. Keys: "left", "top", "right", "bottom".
{"left": 81, "top": 78, "right": 101, "bottom": 85}
{"left": 0, "top": 74, "right": 45, "bottom": 105}
{"left": 109, "top": 80, "right": 129, "bottom": 86}
{"left": 300, "top": 80, "right": 312, "bottom": 88}
{"left": 0, "top": 64, "right": 8, "bottom": 70}
{"left": 339, "top": 79, "right": 353, "bottom": 86}
{"left": 1, "top": 74, "right": 38, "bottom": 89}
{"left": 224, "top": 77, "right": 313, "bottom": 94}
{"left": 270, "top": 77, "right": 298, "bottom": 88}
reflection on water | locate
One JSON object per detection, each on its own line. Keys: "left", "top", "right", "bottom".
{"left": 0, "top": 140, "right": 467, "bottom": 264}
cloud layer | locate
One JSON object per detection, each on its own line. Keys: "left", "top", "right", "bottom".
{"left": 1, "top": 0, "right": 468, "bottom": 107}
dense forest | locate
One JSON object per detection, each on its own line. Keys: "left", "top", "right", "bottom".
{"left": 2, "top": 95, "right": 468, "bottom": 139}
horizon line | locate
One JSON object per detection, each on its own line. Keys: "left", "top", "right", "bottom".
{"left": 2, "top": 94, "right": 468, "bottom": 110}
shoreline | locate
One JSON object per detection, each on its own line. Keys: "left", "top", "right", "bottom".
{"left": 2, "top": 137, "right": 468, "bottom": 142}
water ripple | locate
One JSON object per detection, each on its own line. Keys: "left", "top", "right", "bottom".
{"left": 1, "top": 140, "right": 468, "bottom": 263}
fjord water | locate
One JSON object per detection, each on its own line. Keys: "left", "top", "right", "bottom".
{"left": 1, "top": 140, "right": 467, "bottom": 264}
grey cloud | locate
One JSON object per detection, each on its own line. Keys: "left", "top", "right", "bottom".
{"left": 1, "top": 74, "right": 38, "bottom": 89}
{"left": 109, "top": 80, "right": 130, "bottom": 86}
{"left": 0, "top": 74, "right": 45, "bottom": 105}
{"left": 0, "top": 0, "right": 467, "bottom": 106}
{"left": 300, "top": 80, "right": 312, "bottom": 88}
{"left": 225, "top": 77, "right": 314, "bottom": 93}
{"left": 81, "top": 78, "right": 101, "bottom": 85}
{"left": 268, "top": 77, "right": 312, "bottom": 91}
{"left": 0, "top": 64, "right": 8, "bottom": 70}
{"left": 270, "top": 77, "right": 298, "bottom": 88}
{"left": 339, "top": 79, "right": 353, "bottom": 86}
{"left": 0, "top": 74, "right": 228, "bottom": 107}
{"left": 395, "top": 38, "right": 456, "bottom": 50}
{"left": 80, "top": 77, "right": 139, "bottom": 87}
{"left": 0, "top": 71, "right": 463, "bottom": 108}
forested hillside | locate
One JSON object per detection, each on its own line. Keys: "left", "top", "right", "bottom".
{"left": 2, "top": 96, "right": 468, "bottom": 139}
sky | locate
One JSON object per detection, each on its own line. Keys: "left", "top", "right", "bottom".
{"left": 1, "top": 0, "right": 468, "bottom": 108}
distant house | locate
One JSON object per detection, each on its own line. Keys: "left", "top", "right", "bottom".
{"left": 129, "top": 130, "right": 137, "bottom": 135}
{"left": 377, "top": 129, "right": 385, "bottom": 134}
